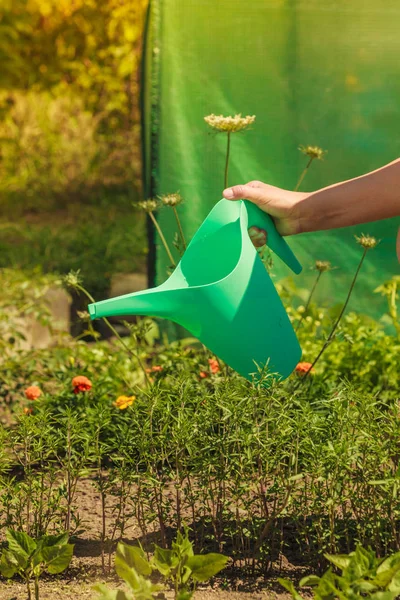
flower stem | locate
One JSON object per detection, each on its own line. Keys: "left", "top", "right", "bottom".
{"left": 295, "top": 271, "right": 322, "bottom": 332}
{"left": 224, "top": 132, "right": 231, "bottom": 189}
{"left": 303, "top": 248, "right": 368, "bottom": 379}
{"left": 173, "top": 206, "right": 187, "bottom": 251}
{"left": 295, "top": 157, "right": 313, "bottom": 191}
{"left": 148, "top": 210, "right": 176, "bottom": 268}
{"left": 76, "top": 285, "right": 150, "bottom": 384}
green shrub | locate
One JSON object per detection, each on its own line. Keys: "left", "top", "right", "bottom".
{"left": 280, "top": 545, "right": 400, "bottom": 600}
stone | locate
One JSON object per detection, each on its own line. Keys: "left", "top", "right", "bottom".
{"left": 10, "top": 286, "right": 72, "bottom": 350}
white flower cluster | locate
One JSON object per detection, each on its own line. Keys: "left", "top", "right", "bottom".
{"left": 204, "top": 113, "right": 256, "bottom": 133}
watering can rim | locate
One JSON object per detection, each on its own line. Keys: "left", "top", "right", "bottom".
{"left": 171, "top": 198, "right": 296, "bottom": 292}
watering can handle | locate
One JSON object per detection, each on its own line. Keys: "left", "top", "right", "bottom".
{"left": 243, "top": 200, "right": 302, "bottom": 274}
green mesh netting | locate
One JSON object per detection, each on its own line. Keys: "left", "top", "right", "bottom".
{"left": 142, "top": 0, "right": 400, "bottom": 324}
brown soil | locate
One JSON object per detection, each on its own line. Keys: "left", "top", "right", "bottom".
{"left": 0, "top": 478, "right": 308, "bottom": 600}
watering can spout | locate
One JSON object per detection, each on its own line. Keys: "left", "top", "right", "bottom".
{"left": 88, "top": 286, "right": 180, "bottom": 321}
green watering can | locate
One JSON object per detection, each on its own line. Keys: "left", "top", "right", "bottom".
{"left": 88, "top": 199, "right": 302, "bottom": 381}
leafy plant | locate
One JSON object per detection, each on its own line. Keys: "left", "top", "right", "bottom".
{"left": 0, "top": 529, "right": 74, "bottom": 600}
{"left": 94, "top": 527, "right": 229, "bottom": 600}
{"left": 280, "top": 545, "right": 400, "bottom": 600}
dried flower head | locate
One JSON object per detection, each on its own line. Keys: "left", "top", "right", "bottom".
{"left": 24, "top": 385, "right": 42, "bottom": 401}
{"left": 114, "top": 395, "right": 135, "bottom": 410}
{"left": 72, "top": 375, "right": 92, "bottom": 394}
{"left": 204, "top": 113, "right": 255, "bottom": 133}
{"left": 315, "top": 260, "right": 332, "bottom": 272}
{"left": 299, "top": 145, "right": 327, "bottom": 160}
{"left": 160, "top": 193, "right": 183, "bottom": 207}
{"left": 356, "top": 234, "right": 378, "bottom": 250}
{"left": 295, "top": 362, "right": 315, "bottom": 375}
{"left": 77, "top": 310, "right": 90, "bottom": 322}
{"left": 137, "top": 199, "right": 158, "bottom": 213}
{"left": 248, "top": 226, "right": 267, "bottom": 248}
{"left": 63, "top": 270, "right": 83, "bottom": 290}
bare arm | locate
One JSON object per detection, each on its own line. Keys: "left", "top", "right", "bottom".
{"left": 223, "top": 159, "right": 400, "bottom": 259}
{"left": 298, "top": 158, "right": 400, "bottom": 233}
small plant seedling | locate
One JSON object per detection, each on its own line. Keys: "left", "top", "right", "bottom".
{"left": 0, "top": 529, "right": 74, "bottom": 600}
{"left": 94, "top": 527, "right": 229, "bottom": 600}
{"left": 279, "top": 545, "right": 400, "bottom": 600}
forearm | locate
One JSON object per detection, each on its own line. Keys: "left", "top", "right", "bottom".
{"left": 298, "top": 158, "right": 400, "bottom": 233}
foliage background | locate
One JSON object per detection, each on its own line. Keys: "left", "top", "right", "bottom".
{"left": 0, "top": 0, "right": 149, "bottom": 297}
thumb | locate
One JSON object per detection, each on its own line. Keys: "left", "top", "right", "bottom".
{"left": 223, "top": 184, "right": 263, "bottom": 205}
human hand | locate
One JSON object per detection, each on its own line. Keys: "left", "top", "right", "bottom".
{"left": 223, "top": 180, "right": 307, "bottom": 236}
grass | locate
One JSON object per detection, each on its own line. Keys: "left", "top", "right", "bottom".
{"left": 1, "top": 290, "right": 399, "bottom": 577}
{"left": 0, "top": 189, "right": 147, "bottom": 300}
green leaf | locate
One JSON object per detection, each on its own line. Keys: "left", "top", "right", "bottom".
{"left": 370, "top": 592, "right": 398, "bottom": 600}
{"left": 132, "top": 576, "right": 163, "bottom": 600}
{"left": 278, "top": 578, "right": 305, "bottom": 600}
{"left": 288, "top": 473, "right": 304, "bottom": 482}
{"left": 176, "top": 590, "right": 194, "bottom": 600}
{"left": 300, "top": 575, "right": 321, "bottom": 587}
{"left": 172, "top": 528, "right": 194, "bottom": 559}
{"left": 0, "top": 550, "right": 20, "bottom": 578}
{"left": 378, "top": 553, "right": 400, "bottom": 572}
{"left": 152, "top": 546, "right": 178, "bottom": 577}
{"left": 116, "top": 543, "right": 152, "bottom": 577}
{"left": 317, "top": 573, "right": 348, "bottom": 600}
{"left": 114, "top": 553, "right": 143, "bottom": 592}
{"left": 374, "top": 562, "right": 400, "bottom": 589}
{"left": 40, "top": 532, "right": 69, "bottom": 548}
{"left": 388, "top": 568, "right": 400, "bottom": 594}
{"left": 31, "top": 546, "right": 45, "bottom": 570}
{"left": 42, "top": 543, "right": 74, "bottom": 574}
{"left": 324, "top": 553, "right": 351, "bottom": 572}
{"left": 6, "top": 529, "right": 36, "bottom": 564}
{"left": 186, "top": 553, "right": 229, "bottom": 582}
{"left": 92, "top": 584, "right": 130, "bottom": 600}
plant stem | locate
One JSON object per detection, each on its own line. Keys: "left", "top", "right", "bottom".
{"left": 173, "top": 206, "right": 187, "bottom": 251}
{"left": 303, "top": 248, "right": 368, "bottom": 379}
{"left": 224, "top": 132, "right": 231, "bottom": 189}
{"left": 34, "top": 576, "right": 40, "bottom": 600}
{"left": 148, "top": 210, "right": 176, "bottom": 268}
{"left": 295, "top": 157, "right": 313, "bottom": 191}
{"left": 76, "top": 285, "right": 150, "bottom": 384}
{"left": 96, "top": 428, "right": 107, "bottom": 573}
{"left": 26, "top": 577, "right": 32, "bottom": 600}
{"left": 295, "top": 271, "right": 322, "bottom": 332}
{"left": 65, "top": 417, "right": 72, "bottom": 533}
{"left": 24, "top": 435, "right": 31, "bottom": 536}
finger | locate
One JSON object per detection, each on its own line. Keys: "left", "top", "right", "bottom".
{"left": 223, "top": 184, "right": 264, "bottom": 202}
{"left": 247, "top": 180, "right": 264, "bottom": 188}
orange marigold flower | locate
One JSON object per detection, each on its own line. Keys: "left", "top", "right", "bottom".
{"left": 295, "top": 362, "right": 314, "bottom": 375}
{"left": 24, "top": 385, "right": 42, "bottom": 401}
{"left": 72, "top": 375, "right": 92, "bottom": 394}
{"left": 114, "top": 395, "right": 135, "bottom": 410}
{"left": 23, "top": 407, "right": 33, "bottom": 415}
{"left": 208, "top": 358, "right": 220, "bottom": 374}
{"left": 199, "top": 371, "right": 209, "bottom": 379}
{"left": 145, "top": 365, "right": 163, "bottom": 373}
